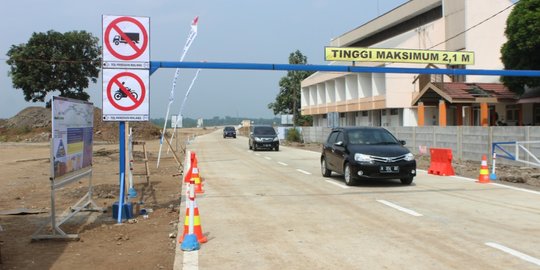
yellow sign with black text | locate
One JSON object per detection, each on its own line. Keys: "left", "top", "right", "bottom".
{"left": 325, "top": 47, "right": 475, "bottom": 65}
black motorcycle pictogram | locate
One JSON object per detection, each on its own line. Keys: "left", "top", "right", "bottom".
{"left": 114, "top": 82, "right": 138, "bottom": 101}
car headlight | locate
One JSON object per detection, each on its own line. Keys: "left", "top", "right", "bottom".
{"left": 355, "top": 153, "right": 373, "bottom": 163}
{"left": 404, "top": 153, "right": 415, "bottom": 161}
{"left": 254, "top": 137, "right": 262, "bottom": 142}
{"left": 273, "top": 137, "right": 279, "bottom": 142}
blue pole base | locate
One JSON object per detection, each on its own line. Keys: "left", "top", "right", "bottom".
{"left": 128, "top": 188, "right": 138, "bottom": 198}
{"left": 489, "top": 173, "right": 497, "bottom": 180}
{"left": 180, "top": 234, "right": 200, "bottom": 251}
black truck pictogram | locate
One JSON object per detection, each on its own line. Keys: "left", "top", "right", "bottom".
{"left": 113, "top": 32, "right": 139, "bottom": 45}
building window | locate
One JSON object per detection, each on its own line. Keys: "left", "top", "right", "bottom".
{"left": 340, "top": 113, "right": 345, "bottom": 118}
{"left": 382, "top": 110, "right": 386, "bottom": 116}
{"left": 390, "top": 109, "right": 399, "bottom": 115}
{"left": 506, "top": 105, "right": 519, "bottom": 122}
{"left": 361, "top": 111, "right": 368, "bottom": 117}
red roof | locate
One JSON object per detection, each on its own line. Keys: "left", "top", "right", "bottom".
{"left": 431, "top": 82, "right": 517, "bottom": 101}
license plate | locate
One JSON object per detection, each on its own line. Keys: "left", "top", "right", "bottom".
{"left": 380, "top": 166, "right": 399, "bottom": 173}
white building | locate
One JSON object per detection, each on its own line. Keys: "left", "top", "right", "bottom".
{"left": 197, "top": 118, "right": 204, "bottom": 128}
{"left": 301, "top": 0, "right": 518, "bottom": 127}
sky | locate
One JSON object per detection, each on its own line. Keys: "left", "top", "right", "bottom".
{"left": 0, "top": 0, "right": 409, "bottom": 120}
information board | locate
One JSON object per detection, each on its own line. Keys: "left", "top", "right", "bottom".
{"left": 51, "top": 96, "right": 94, "bottom": 179}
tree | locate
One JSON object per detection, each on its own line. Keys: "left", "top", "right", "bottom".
{"left": 500, "top": 0, "right": 540, "bottom": 95}
{"left": 6, "top": 30, "right": 101, "bottom": 105}
{"left": 268, "top": 50, "right": 314, "bottom": 126}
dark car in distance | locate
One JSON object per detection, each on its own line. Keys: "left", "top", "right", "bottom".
{"left": 249, "top": 125, "right": 279, "bottom": 151}
{"left": 223, "top": 126, "right": 236, "bottom": 138}
{"left": 321, "top": 127, "right": 416, "bottom": 185}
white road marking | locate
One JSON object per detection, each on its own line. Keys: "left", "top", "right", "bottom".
{"left": 450, "top": 175, "right": 476, "bottom": 182}
{"left": 182, "top": 250, "right": 199, "bottom": 270}
{"left": 485, "top": 242, "right": 540, "bottom": 267}
{"left": 255, "top": 153, "right": 260, "bottom": 156}
{"left": 422, "top": 169, "right": 540, "bottom": 195}
{"left": 296, "top": 169, "right": 312, "bottom": 175}
{"left": 325, "top": 180, "right": 350, "bottom": 189}
{"left": 174, "top": 216, "right": 199, "bottom": 270}
{"left": 278, "top": 162, "right": 288, "bottom": 166}
{"left": 490, "top": 183, "right": 540, "bottom": 195}
{"left": 376, "top": 200, "right": 423, "bottom": 217}
{"left": 265, "top": 157, "right": 272, "bottom": 160}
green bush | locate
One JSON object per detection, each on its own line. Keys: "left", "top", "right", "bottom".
{"left": 286, "top": 128, "right": 301, "bottom": 142}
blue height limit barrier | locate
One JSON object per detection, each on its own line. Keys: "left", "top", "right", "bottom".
{"left": 149, "top": 61, "right": 540, "bottom": 77}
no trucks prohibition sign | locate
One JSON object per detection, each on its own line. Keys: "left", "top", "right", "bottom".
{"left": 103, "top": 15, "right": 149, "bottom": 62}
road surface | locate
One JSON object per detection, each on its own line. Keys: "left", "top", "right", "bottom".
{"left": 176, "top": 129, "right": 540, "bottom": 269}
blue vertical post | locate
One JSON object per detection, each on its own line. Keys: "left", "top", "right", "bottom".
{"left": 117, "top": 121, "right": 126, "bottom": 223}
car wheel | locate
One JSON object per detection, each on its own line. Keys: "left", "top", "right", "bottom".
{"left": 274, "top": 146, "right": 279, "bottom": 151}
{"left": 321, "top": 157, "right": 331, "bottom": 177}
{"left": 233, "top": 136, "right": 236, "bottom": 139}
{"left": 253, "top": 144, "right": 257, "bottom": 151}
{"left": 344, "top": 163, "right": 356, "bottom": 186}
{"left": 400, "top": 177, "right": 414, "bottom": 185}
{"left": 249, "top": 142, "right": 252, "bottom": 150}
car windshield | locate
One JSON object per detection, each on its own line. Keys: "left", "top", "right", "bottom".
{"left": 224, "top": 127, "right": 235, "bottom": 131}
{"left": 347, "top": 129, "right": 399, "bottom": 145}
{"left": 254, "top": 127, "right": 276, "bottom": 135}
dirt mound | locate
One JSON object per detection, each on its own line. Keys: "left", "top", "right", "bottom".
{"left": 2, "top": 106, "right": 51, "bottom": 129}
{"left": 0, "top": 106, "right": 161, "bottom": 142}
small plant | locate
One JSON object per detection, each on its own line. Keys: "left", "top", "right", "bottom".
{"left": 286, "top": 128, "right": 301, "bottom": 143}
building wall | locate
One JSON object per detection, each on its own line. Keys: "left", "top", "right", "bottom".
{"left": 465, "top": 0, "right": 513, "bottom": 82}
{"left": 301, "top": 0, "right": 512, "bottom": 128}
{"left": 444, "top": 0, "right": 466, "bottom": 51}
{"left": 300, "top": 126, "right": 540, "bottom": 167}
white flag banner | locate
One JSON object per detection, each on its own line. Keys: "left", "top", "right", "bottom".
{"left": 157, "top": 16, "right": 199, "bottom": 168}
{"left": 168, "top": 68, "right": 202, "bottom": 149}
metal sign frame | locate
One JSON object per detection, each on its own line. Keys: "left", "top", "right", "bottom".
{"left": 33, "top": 97, "right": 104, "bottom": 241}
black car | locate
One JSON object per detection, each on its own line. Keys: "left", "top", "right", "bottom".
{"left": 321, "top": 127, "right": 416, "bottom": 185}
{"left": 249, "top": 125, "right": 279, "bottom": 151}
{"left": 223, "top": 126, "right": 236, "bottom": 138}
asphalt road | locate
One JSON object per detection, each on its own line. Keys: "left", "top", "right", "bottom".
{"left": 176, "top": 129, "right": 540, "bottom": 269}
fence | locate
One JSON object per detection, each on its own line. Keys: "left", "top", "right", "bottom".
{"left": 300, "top": 126, "right": 540, "bottom": 166}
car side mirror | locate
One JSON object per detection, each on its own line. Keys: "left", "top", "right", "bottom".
{"left": 400, "top": 140, "right": 406, "bottom": 145}
{"left": 334, "top": 141, "right": 344, "bottom": 147}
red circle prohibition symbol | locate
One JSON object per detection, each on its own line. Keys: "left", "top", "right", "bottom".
{"left": 107, "top": 72, "right": 146, "bottom": 111}
{"left": 104, "top": 17, "right": 148, "bottom": 60}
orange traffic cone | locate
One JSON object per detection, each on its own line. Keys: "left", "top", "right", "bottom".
{"left": 194, "top": 172, "right": 204, "bottom": 194}
{"left": 183, "top": 164, "right": 192, "bottom": 184}
{"left": 477, "top": 154, "right": 490, "bottom": 183}
{"left": 191, "top": 156, "right": 205, "bottom": 194}
{"left": 181, "top": 200, "right": 207, "bottom": 243}
{"left": 183, "top": 151, "right": 196, "bottom": 183}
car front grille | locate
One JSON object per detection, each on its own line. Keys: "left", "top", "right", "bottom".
{"left": 370, "top": 154, "right": 408, "bottom": 163}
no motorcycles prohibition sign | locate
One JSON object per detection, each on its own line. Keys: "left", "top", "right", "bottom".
{"left": 104, "top": 16, "right": 149, "bottom": 61}
{"left": 106, "top": 72, "right": 146, "bottom": 111}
